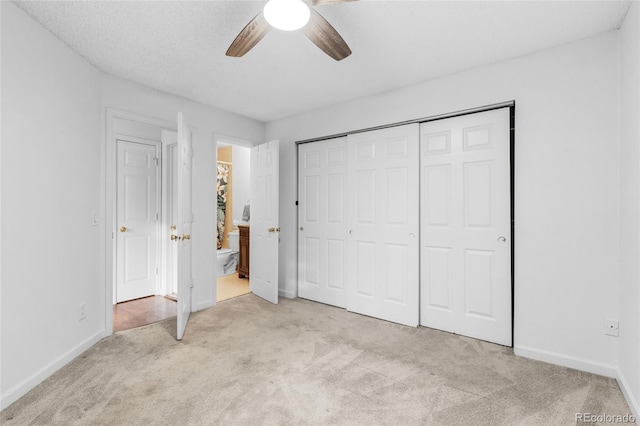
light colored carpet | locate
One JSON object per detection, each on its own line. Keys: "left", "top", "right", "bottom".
{"left": 2, "top": 295, "right": 634, "bottom": 425}
{"left": 217, "top": 274, "right": 250, "bottom": 302}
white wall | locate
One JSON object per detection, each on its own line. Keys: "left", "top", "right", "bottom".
{"left": 101, "top": 75, "right": 265, "bottom": 312}
{"left": 267, "top": 32, "right": 622, "bottom": 374}
{"left": 0, "top": 1, "right": 265, "bottom": 408}
{"left": 618, "top": 2, "right": 640, "bottom": 417}
{"left": 231, "top": 145, "right": 251, "bottom": 225}
{"left": 1, "top": 2, "right": 104, "bottom": 408}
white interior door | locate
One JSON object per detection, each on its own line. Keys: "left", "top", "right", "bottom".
{"left": 116, "top": 140, "right": 160, "bottom": 303}
{"left": 250, "top": 140, "right": 279, "bottom": 304}
{"left": 298, "top": 137, "right": 348, "bottom": 308}
{"left": 347, "top": 124, "right": 420, "bottom": 327}
{"left": 176, "top": 112, "right": 193, "bottom": 340}
{"left": 420, "top": 107, "right": 512, "bottom": 346}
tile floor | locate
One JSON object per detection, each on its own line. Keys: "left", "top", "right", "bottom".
{"left": 217, "top": 273, "right": 250, "bottom": 302}
{"left": 113, "top": 295, "right": 177, "bottom": 333}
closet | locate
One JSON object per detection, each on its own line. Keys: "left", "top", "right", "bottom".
{"left": 298, "top": 107, "right": 512, "bottom": 345}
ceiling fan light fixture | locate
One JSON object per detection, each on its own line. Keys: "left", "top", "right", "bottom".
{"left": 263, "top": 0, "right": 310, "bottom": 31}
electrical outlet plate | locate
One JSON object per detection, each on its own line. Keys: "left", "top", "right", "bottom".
{"left": 604, "top": 319, "right": 619, "bottom": 336}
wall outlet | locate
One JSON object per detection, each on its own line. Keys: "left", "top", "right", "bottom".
{"left": 79, "top": 303, "right": 86, "bottom": 321}
{"left": 604, "top": 319, "right": 618, "bottom": 336}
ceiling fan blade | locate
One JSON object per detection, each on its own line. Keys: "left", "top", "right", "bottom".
{"left": 226, "top": 12, "right": 270, "bottom": 57}
{"left": 311, "top": 0, "right": 357, "bottom": 6}
{"left": 303, "top": 9, "right": 352, "bottom": 61}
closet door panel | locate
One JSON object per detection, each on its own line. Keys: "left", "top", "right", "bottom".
{"left": 420, "top": 108, "right": 512, "bottom": 346}
{"left": 347, "top": 124, "right": 420, "bottom": 327}
{"left": 298, "top": 137, "right": 348, "bottom": 308}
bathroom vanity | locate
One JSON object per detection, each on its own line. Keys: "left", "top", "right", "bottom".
{"left": 238, "top": 224, "right": 250, "bottom": 278}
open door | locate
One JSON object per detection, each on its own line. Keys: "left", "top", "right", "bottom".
{"left": 250, "top": 140, "right": 279, "bottom": 304}
{"left": 176, "top": 112, "right": 193, "bottom": 340}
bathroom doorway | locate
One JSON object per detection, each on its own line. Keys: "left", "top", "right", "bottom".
{"left": 216, "top": 137, "right": 252, "bottom": 302}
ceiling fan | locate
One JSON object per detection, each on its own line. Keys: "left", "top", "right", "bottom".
{"left": 226, "top": 0, "right": 356, "bottom": 61}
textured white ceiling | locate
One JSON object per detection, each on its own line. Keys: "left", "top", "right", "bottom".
{"left": 13, "top": 1, "right": 631, "bottom": 122}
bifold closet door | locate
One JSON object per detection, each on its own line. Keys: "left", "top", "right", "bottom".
{"left": 420, "top": 108, "right": 511, "bottom": 346}
{"left": 347, "top": 124, "right": 420, "bottom": 327}
{"left": 298, "top": 137, "right": 348, "bottom": 308}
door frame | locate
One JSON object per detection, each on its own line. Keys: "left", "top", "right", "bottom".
{"left": 294, "top": 101, "right": 516, "bottom": 346}
{"left": 104, "top": 108, "right": 177, "bottom": 336}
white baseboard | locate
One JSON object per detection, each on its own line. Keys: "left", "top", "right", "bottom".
{"left": 0, "top": 330, "right": 104, "bottom": 411}
{"left": 616, "top": 367, "right": 640, "bottom": 419}
{"left": 195, "top": 299, "right": 215, "bottom": 312}
{"left": 279, "top": 289, "right": 295, "bottom": 299}
{"left": 514, "top": 345, "right": 617, "bottom": 378}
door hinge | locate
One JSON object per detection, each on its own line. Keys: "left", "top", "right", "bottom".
{"left": 156, "top": 212, "right": 159, "bottom": 221}
{"left": 154, "top": 158, "right": 159, "bottom": 166}
{"left": 155, "top": 267, "right": 159, "bottom": 275}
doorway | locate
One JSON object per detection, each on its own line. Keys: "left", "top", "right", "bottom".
{"left": 215, "top": 137, "right": 252, "bottom": 302}
{"left": 113, "top": 136, "right": 178, "bottom": 332}
{"left": 106, "top": 110, "right": 182, "bottom": 334}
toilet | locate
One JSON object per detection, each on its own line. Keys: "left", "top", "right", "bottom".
{"left": 216, "top": 231, "right": 239, "bottom": 277}
{"left": 228, "top": 230, "right": 239, "bottom": 252}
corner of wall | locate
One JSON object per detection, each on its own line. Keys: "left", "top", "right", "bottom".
{"left": 618, "top": 0, "right": 640, "bottom": 418}
{"left": 617, "top": 368, "right": 640, "bottom": 419}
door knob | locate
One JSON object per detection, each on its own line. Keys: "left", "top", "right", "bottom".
{"left": 182, "top": 234, "right": 191, "bottom": 240}
{"left": 120, "top": 226, "right": 127, "bottom": 233}
{"left": 171, "top": 234, "right": 180, "bottom": 241}
{"left": 170, "top": 225, "right": 177, "bottom": 230}
{"left": 299, "top": 227, "right": 304, "bottom": 231}
{"left": 268, "top": 227, "right": 276, "bottom": 233}
{"left": 497, "top": 236, "right": 507, "bottom": 243}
